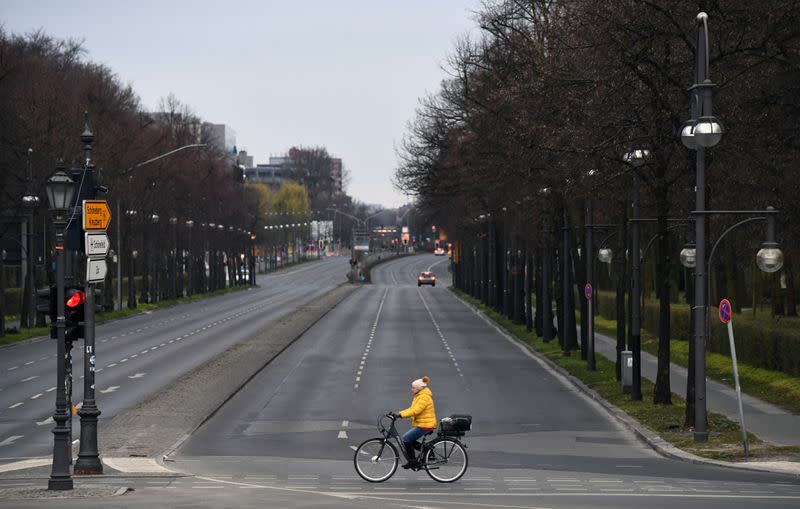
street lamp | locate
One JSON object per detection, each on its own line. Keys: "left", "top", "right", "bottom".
{"left": 185, "top": 220, "right": 194, "bottom": 296}
{"left": 679, "top": 241, "right": 697, "bottom": 269}
{"left": 22, "top": 148, "right": 40, "bottom": 329}
{"left": 624, "top": 146, "right": 648, "bottom": 401}
{"left": 598, "top": 248, "right": 613, "bottom": 264}
{"left": 45, "top": 163, "right": 75, "bottom": 491}
{"left": 757, "top": 211, "right": 783, "bottom": 273}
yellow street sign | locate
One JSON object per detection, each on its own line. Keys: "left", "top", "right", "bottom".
{"left": 83, "top": 200, "right": 112, "bottom": 231}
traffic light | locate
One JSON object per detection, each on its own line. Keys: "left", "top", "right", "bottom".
{"left": 36, "top": 286, "right": 56, "bottom": 321}
{"left": 64, "top": 286, "right": 86, "bottom": 342}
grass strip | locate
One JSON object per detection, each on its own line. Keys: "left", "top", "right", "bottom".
{"left": 0, "top": 284, "right": 251, "bottom": 347}
{"left": 591, "top": 315, "right": 800, "bottom": 415}
{"left": 454, "top": 288, "right": 800, "bottom": 462}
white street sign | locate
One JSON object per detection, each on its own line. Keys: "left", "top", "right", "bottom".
{"left": 84, "top": 232, "right": 110, "bottom": 257}
{"left": 87, "top": 258, "right": 108, "bottom": 283}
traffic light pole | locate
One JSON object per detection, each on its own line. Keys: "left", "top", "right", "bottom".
{"left": 74, "top": 283, "right": 102, "bottom": 473}
{"left": 49, "top": 221, "right": 73, "bottom": 490}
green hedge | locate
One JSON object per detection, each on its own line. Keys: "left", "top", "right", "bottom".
{"left": 1, "top": 288, "right": 23, "bottom": 316}
{"left": 596, "top": 290, "right": 800, "bottom": 377}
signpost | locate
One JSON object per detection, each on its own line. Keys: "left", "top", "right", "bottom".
{"left": 82, "top": 200, "right": 111, "bottom": 231}
{"left": 585, "top": 283, "right": 594, "bottom": 370}
{"left": 719, "top": 298, "right": 748, "bottom": 458}
{"left": 84, "top": 232, "right": 110, "bottom": 257}
{"left": 86, "top": 258, "right": 107, "bottom": 283}
{"left": 74, "top": 199, "right": 109, "bottom": 474}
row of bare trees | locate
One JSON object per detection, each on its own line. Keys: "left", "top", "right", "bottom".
{"left": 395, "top": 1, "right": 800, "bottom": 421}
{"left": 0, "top": 29, "right": 365, "bottom": 329}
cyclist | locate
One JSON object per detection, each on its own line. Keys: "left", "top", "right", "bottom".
{"left": 391, "top": 376, "right": 436, "bottom": 469}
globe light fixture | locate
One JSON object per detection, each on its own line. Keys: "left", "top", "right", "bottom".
{"left": 693, "top": 115, "right": 723, "bottom": 148}
{"left": 679, "top": 243, "right": 697, "bottom": 269}
{"left": 598, "top": 248, "right": 613, "bottom": 264}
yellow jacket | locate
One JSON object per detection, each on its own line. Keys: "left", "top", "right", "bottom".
{"left": 399, "top": 387, "right": 437, "bottom": 428}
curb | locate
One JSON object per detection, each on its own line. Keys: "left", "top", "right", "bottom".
{"left": 449, "top": 289, "right": 800, "bottom": 479}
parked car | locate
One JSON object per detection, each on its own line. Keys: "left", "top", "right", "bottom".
{"left": 418, "top": 271, "right": 436, "bottom": 287}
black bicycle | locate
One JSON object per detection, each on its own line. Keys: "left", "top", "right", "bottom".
{"left": 353, "top": 413, "right": 470, "bottom": 483}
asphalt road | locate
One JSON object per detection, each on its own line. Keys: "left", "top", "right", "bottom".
{"left": 0, "top": 257, "right": 348, "bottom": 461}
{"left": 164, "top": 253, "right": 800, "bottom": 508}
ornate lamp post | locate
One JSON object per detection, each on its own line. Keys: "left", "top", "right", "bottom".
{"left": 125, "top": 210, "right": 138, "bottom": 308}
{"left": 185, "top": 220, "right": 194, "bottom": 295}
{"left": 623, "top": 148, "right": 649, "bottom": 401}
{"left": 22, "top": 148, "right": 41, "bottom": 329}
{"left": 682, "top": 12, "right": 724, "bottom": 441}
{"left": 149, "top": 213, "right": 159, "bottom": 302}
{"left": 45, "top": 163, "right": 75, "bottom": 491}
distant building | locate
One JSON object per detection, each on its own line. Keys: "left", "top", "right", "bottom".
{"left": 330, "top": 158, "right": 343, "bottom": 195}
{"left": 237, "top": 150, "right": 254, "bottom": 168}
{"left": 245, "top": 156, "right": 293, "bottom": 189}
{"left": 202, "top": 123, "right": 237, "bottom": 154}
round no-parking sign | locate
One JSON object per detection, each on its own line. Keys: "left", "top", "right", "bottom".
{"left": 584, "top": 283, "right": 593, "bottom": 301}
{"left": 719, "top": 299, "right": 732, "bottom": 324}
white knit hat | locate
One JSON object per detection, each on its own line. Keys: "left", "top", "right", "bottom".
{"left": 411, "top": 376, "right": 430, "bottom": 390}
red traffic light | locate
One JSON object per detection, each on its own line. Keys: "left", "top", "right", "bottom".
{"left": 66, "top": 290, "right": 85, "bottom": 308}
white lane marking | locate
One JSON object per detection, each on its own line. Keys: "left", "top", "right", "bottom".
{"left": 21, "top": 376, "right": 39, "bottom": 382}
{"left": 31, "top": 393, "right": 43, "bottom": 400}
{"left": 8, "top": 366, "right": 18, "bottom": 371}
{"left": 120, "top": 358, "right": 128, "bottom": 363}
{"left": 37, "top": 417, "right": 54, "bottom": 426}
{"left": 9, "top": 402, "right": 23, "bottom": 409}
{"left": 128, "top": 373, "right": 146, "bottom": 379}
{"left": 337, "top": 431, "right": 348, "bottom": 439}
{"left": 0, "top": 435, "right": 24, "bottom": 447}
{"left": 354, "top": 384, "right": 359, "bottom": 389}
{"left": 131, "top": 354, "right": 138, "bottom": 359}
{"left": 341, "top": 420, "right": 349, "bottom": 427}
{"left": 24, "top": 361, "right": 34, "bottom": 366}
{"left": 141, "top": 350, "right": 149, "bottom": 354}
{"left": 107, "top": 363, "right": 117, "bottom": 368}
{"left": 46, "top": 386, "right": 56, "bottom": 392}
{"left": 100, "top": 386, "right": 120, "bottom": 394}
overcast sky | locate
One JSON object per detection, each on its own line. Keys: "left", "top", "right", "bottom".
{"left": 1, "top": 0, "right": 482, "bottom": 208}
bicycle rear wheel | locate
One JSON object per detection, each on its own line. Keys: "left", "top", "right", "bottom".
{"left": 353, "top": 438, "right": 399, "bottom": 482}
{"left": 424, "top": 438, "right": 468, "bottom": 483}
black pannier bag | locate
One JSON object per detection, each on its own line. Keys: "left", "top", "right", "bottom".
{"left": 439, "top": 414, "right": 472, "bottom": 436}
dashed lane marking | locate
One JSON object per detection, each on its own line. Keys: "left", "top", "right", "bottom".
{"left": 8, "top": 402, "right": 23, "bottom": 409}
{"left": 20, "top": 376, "right": 39, "bottom": 382}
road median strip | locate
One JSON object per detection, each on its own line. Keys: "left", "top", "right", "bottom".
{"left": 98, "top": 283, "right": 358, "bottom": 467}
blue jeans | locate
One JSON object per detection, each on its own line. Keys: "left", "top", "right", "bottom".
{"left": 402, "top": 426, "right": 433, "bottom": 444}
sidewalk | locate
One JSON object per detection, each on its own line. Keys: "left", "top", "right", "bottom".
{"left": 593, "top": 331, "right": 800, "bottom": 446}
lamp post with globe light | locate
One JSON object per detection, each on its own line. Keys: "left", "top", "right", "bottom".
{"left": 45, "top": 163, "right": 75, "bottom": 491}
{"left": 680, "top": 12, "right": 783, "bottom": 442}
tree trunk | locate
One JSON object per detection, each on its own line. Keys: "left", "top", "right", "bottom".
{"left": 614, "top": 210, "right": 628, "bottom": 381}
{"left": 535, "top": 250, "right": 543, "bottom": 337}
{"left": 0, "top": 249, "right": 5, "bottom": 336}
{"left": 785, "top": 253, "right": 796, "bottom": 317}
{"left": 653, "top": 196, "right": 672, "bottom": 405}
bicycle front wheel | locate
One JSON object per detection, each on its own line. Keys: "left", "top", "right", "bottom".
{"left": 424, "top": 438, "right": 468, "bottom": 483}
{"left": 353, "top": 438, "right": 399, "bottom": 482}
